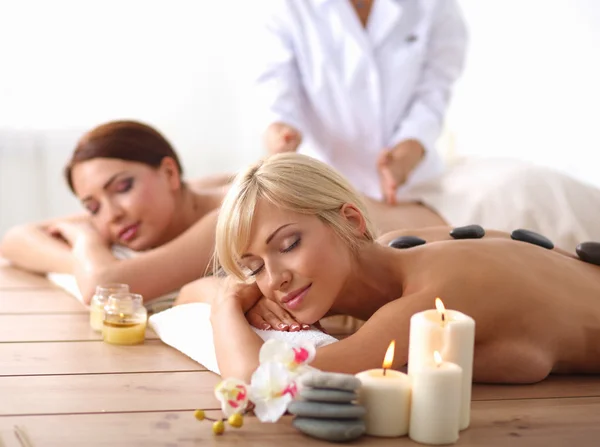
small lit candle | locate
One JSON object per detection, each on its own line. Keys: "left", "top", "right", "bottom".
{"left": 89, "top": 284, "right": 129, "bottom": 332}
{"left": 409, "top": 351, "right": 462, "bottom": 445}
{"left": 408, "top": 298, "right": 475, "bottom": 430}
{"left": 355, "top": 341, "right": 412, "bottom": 437}
{"left": 102, "top": 293, "right": 147, "bottom": 345}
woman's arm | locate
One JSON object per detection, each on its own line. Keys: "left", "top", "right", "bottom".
{"left": 309, "top": 296, "right": 431, "bottom": 374}
{"left": 0, "top": 214, "right": 88, "bottom": 274}
{"left": 71, "top": 209, "right": 221, "bottom": 304}
{"left": 210, "top": 278, "right": 431, "bottom": 381}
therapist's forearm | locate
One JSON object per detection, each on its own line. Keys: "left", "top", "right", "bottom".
{"left": 211, "top": 300, "right": 263, "bottom": 381}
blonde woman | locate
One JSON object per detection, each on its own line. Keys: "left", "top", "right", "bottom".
{"left": 194, "top": 153, "right": 600, "bottom": 384}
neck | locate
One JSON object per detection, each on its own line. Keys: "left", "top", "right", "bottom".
{"left": 156, "top": 187, "right": 203, "bottom": 246}
{"left": 331, "top": 243, "right": 406, "bottom": 320}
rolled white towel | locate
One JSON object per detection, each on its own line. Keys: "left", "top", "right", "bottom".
{"left": 148, "top": 302, "right": 339, "bottom": 375}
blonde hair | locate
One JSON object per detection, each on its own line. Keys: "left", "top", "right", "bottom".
{"left": 215, "top": 153, "right": 377, "bottom": 280}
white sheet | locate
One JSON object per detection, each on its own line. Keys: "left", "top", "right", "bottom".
{"left": 403, "top": 157, "right": 600, "bottom": 251}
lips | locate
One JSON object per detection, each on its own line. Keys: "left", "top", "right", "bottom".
{"left": 282, "top": 284, "right": 312, "bottom": 310}
{"left": 117, "top": 223, "right": 140, "bottom": 243}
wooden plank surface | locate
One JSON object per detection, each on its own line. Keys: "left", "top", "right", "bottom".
{"left": 0, "top": 314, "right": 159, "bottom": 342}
{"left": 2, "top": 258, "right": 600, "bottom": 447}
{"left": 472, "top": 375, "right": 600, "bottom": 401}
{"left": 0, "top": 340, "right": 205, "bottom": 376}
{"left": 461, "top": 396, "right": 600, "bottom": 446}
{"left": 0, "top": 288, "right": 86, "bottom": 314}
{"left": 0, "top": 371, "right": 220, "bottom": 416}
{"left": 0, "top": 264, "right": 55, "bottom": 289}
{"left": 2, "top": 397, "right": 600, "bottom": 447}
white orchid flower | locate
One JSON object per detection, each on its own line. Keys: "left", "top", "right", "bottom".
{"left": 214, "top": 378, "right": 249, "bottom": 417}
{"left": 258, "top": 339, "right": 316, "bottom": 375}
{"left": 248, "top": 361, "right": 299, "bottom": 422}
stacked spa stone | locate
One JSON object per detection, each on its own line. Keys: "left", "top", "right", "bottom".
{"left": 289, "top": 372, "right": 366, "bottom": 442}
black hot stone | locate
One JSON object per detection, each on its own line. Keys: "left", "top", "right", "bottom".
{"left": 510, "top": 229, "right": 554, "bottom": 250}
{"left": 388, "top": 236, "right": 426, "bottom": 249}
{"left": 576, "top": 242, "right": 600, "bottom": 266}
{"left": 449, "top": 224, "right": 485, "bottom": 239}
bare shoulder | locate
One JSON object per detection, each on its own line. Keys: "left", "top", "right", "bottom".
{"left": 188, "top": 173, "right": 234, "bottom": 193}
{"left": 313, "top": 293, "right": 433, "bottom": 373}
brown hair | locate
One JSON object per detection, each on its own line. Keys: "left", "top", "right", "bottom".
{"left": 64, "top": 120, "right": 183, "bottom": 193}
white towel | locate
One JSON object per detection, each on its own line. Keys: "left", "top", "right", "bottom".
{"left": 148, "top": 303, "right": 339, "bottom": 375}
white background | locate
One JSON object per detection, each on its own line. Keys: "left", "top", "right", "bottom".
{"left": 1, "top": 0, "right": 599, "bottom": 235}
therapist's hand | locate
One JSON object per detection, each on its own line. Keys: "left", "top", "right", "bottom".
{"left": 264, "top": 122, "right": 302, "bottom": 155}
{"left": 377, "top": 139, "right": 425, "bottom": 205}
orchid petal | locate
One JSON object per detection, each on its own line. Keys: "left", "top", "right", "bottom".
{"left": 252, "top": 393, "right": 294, "bottom": 423}
{"left": 214, "top": 378, "right": 249, "bottom": 417}
{"left": 259, "top": 339, "right": 294, "bottom": 364}
{"left": 249, "top": 362, "right": 297, "bottom": 423}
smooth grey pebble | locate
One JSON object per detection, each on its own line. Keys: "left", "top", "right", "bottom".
{"left": 299, "top": 388, "right": 357, "bottom": 403}
{"left": 288, "top": 401, "right": 365, "bottom": 419}
{"left": 576, "top": 242, "right": 600, "bottom": 266}
{"left": 300, "top": 372, "right": 362, "bottom": 392}
{"left": 511, "top": 229, "right": 554, "bottom": 250}
{"left": 388, "top": 235, "right": 426, "bottom": 249}
{"left": 293, "top": 417, "right": 366, "bottom": 442}
{"left": 450, "top": 224, "right": 485, "bottom": 239}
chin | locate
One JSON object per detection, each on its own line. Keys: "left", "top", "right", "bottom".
{"left": 297, "top": 308, "right": 329, "bottom": 326}
{"left": 120, "top": 236, "right": 151, "bottom": 252}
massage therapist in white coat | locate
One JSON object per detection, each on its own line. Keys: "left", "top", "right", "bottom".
{"left": 251, "top": 0, "right": 468, "bottom": 204}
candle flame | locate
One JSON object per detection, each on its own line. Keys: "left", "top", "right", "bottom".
{"left": 382, "top": 340, "right": 396, "bottom": 369}
{"left": 435, "top": 297, "right": 446, "bottom": 322}
{"left": 434, "top": 350, "right": 443, "bottom": 367}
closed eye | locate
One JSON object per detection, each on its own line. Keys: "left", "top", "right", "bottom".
{"left": 249, "top": 265, "right": 264, "bottom": 277}
{"left": 282, "top": 238, "right": 300, "bottom": 253}
{"left": 115, "top": 178, "right": 133, "bottom": 193}
{"left": 84, "top": 201, "right": 100, "bottom": 215}
{"left": 248, "top": 237, "right": 301, "bottom": 277}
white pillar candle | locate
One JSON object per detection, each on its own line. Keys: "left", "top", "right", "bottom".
{"left": 355, "top": 341, "right": 412, "bottom": 437}
{"left": 409, "top": 352, "right": 462, "bottom": 445}
{"left": 407, "top": 298, "right": 475, "bottom": 430}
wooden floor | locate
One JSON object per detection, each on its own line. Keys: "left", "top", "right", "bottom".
{"left": 1, "top": 261, "right": 599, "bottom": 446}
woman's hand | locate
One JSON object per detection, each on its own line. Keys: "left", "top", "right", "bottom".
{"left": 214, "top": 277, "right": 264, "bottom": 314}
{"left": 46, "top": 220, "right": 107, "bottom": 247}
{"left": 246, "top": 296, "right": 310, "bottom": 332}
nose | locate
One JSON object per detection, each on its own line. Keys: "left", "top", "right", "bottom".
{"left": 103, "top": 199, "right": 126, "bottom": 225}
{"left": 265, "top": 263, "right": 292, "bottom": 294}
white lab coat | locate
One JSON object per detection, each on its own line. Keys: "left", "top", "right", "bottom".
{"left": 250, "top": 0, "right": 468, "bottom": 200}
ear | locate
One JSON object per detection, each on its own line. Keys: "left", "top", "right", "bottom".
{"left": 159, "top": 157, "right": 182, "bottom": 191}
{"left": 340, "top": 203, "right": 367, "bottom": 237}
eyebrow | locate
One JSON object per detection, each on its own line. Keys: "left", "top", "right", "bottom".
{"left": 81, "top": 172, "right": 127, "bottom": 203}
{"left": 240, "top": 223, "right": 295, "bottom": 259}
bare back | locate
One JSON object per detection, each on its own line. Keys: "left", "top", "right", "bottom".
{"left": 378, "top": 226, "right": 600, "bottom": 382}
